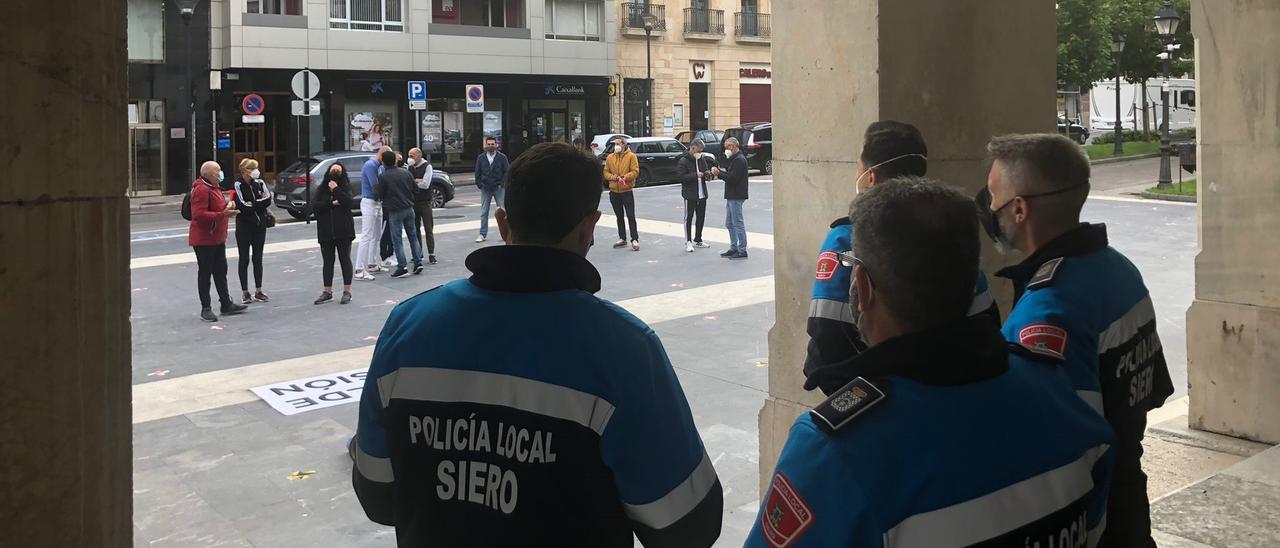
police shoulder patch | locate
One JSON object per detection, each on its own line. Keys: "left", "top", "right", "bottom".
{"left": 759, "top": 472, "right": 815, "bottom": 548}
{"left": 1018, "top": 323, "right": 1069, "bottom": 360}
{"left": 1008, "top": 341, "right": 1065, "bottom": 365}
{"left": 809, "top": 377, "right": 885, "bottom": 433}
{"left": 1026, "top": 257, "right": 1065, "bottom": 290}
{"left": 815, "top": 251, "right": 840, "bottom": 281}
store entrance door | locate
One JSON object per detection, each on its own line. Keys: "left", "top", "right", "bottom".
{"left": 690, "top": 83, "right": 710, "bottom": 131}
{"left": 233, "top": 109, "right": 281, "bottom": 180}
{"left": 127, "top": 124, "right": 165, "bottom": 196}
{"left": 529, "top": 109, "right": 568, "bottom": 144}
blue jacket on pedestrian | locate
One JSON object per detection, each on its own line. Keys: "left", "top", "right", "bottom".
{"left": 361, "top": 155, "right": 382, "bottom": 199}
{"left": 474, "top": 151, "right": 510, "bottom": 191}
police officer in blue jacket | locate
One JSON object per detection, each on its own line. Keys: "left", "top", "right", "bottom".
{"left": 978, "top": 133, "right": 1175, "bottom": 548}
{"left": 352, "top": 142, "right": 723, "bottom": 547}
{"left": 749, "top": 178, "right": 1115, "bottom": 548}
{"left": 803, "top": 121, "right": 1000, "bottom": 395}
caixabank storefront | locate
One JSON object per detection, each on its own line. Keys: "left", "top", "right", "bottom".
{"left": 213, "top": 69, "right": 610, "bottom": 179}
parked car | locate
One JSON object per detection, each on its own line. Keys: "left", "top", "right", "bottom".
{"left": 722, "top": 122, "right": 773, "bottom": 175}
{"left": 591, "top": 133, "right": 631, "bottom": 160}
{"left": 623, "top": 137, "right": 719, "bottom": 186}
{"left": 676, "top": 129, "right": 726, "bottom": 159}
{"left": 1057, "top": 116, "right": 1090, "bottom": 144}
{"left": 273, "top": 151, "right": 455, "bottom": 220}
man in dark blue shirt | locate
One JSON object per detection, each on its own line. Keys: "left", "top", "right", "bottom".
{"left": 353, "top": 142, "right": 723, "bottom": 547}
{"left": 356, "top": 146, "right": 391, "bottom": 280}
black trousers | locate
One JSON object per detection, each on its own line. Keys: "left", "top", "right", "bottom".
{"left": 236, "top": 225, "right": 266, "bottom": 291}
{"left": 414, "top": 201, "right": 436, "bottom": 255}
{"left": 320, "top": 238, "right": 355, "bottom": 287}
{"left": 194, "top": 244, "right": 231, "bottom": 309}
{"left": 684, "top": 198, "right": 707, "bottom": 243}
{"left": 379, "top": 216, "right": 394, "bottom": 261}
{"left": 609, "top": 191, "right": 639, "bottom": 242}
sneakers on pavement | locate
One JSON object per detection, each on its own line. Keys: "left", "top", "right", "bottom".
{"left": 686, "top": 241, "right": 695, "bottom": 253}
{"left": 391, "top": 268, "right": 410, "bottom": 279}
{"left": 355, "top": 271, "right": 376, "bottom": 281}
{"left": 612, "top": 239, "right": 627, "bottom": 248}
{"left": 631, "top": 240, "right": 640, "bottom": 251}
{"left": 314, "top": 291, "right": 333, "bottom": 305}
{"left": 200, "top": 308, "right": 218, "bottom": 322}
{"left": 693, "top": 242, "right": 711, "bottom": 249}
{"left": 730, "top": 251, "right": 749, "bottom": 260}
{"left": 428, "top": 255, "right": 438, "bottom": 265}
{"left": 413, "top": 264, "right": 424, "bottom": 275}
{"left": 476, "top": 234, "right": 487, "bottom": 243}
{"left": 381, "top": 258, "right": 395, "bottom": 268}
{"left": 254, "top": 291, "right": 270, "bottom": 302}
{"left": 720, "top": 249, "right": 738, "bottom": 258}
{"left": 366, "top": 265, "right": 385, "bottom": 274}
{"left": 340, "top": 291, "right": 352, "bottom": 305}
{"left": 241, "top": 292, "right": 253, "bottom": 305}
{"left": 221, "top": 302, "right": 248, "bottom": 315}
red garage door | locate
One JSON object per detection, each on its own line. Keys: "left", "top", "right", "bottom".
{"left": 739, "top": 84, "right": 772, "bottom": 125}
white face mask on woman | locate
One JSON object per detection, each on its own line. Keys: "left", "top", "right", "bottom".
{"left": 250, "top": 169, "right": 261, "bottom": 179}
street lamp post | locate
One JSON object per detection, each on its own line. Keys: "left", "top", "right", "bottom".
{"left": 1111, "top": 33, "right": 1126, "bottom": 156}
{"left": 176, "top": 0, "right": 202, "bottom": 187}
{"left": 642, "top": 12, "right": 658, "bottom": 137}
{"left": 1154, "top": 0, "right": 1181, "bottom": 190}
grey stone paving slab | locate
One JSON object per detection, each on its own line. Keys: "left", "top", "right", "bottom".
{"left": 1151, "top": 473, "right": 1280, "bottom": 547}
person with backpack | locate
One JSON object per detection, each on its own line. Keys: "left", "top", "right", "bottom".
{"left": 310, "top": 162, "right": 357, "bottom": 305}
{"left": 187, "top": 161, "right": 247, "bottom": 322}
{"left": 233, "top": 158, "right": 272, "bottom": 304}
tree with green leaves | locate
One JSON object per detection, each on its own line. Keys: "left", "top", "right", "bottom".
{"left": 1103, "top": 0, "right": 1194, "bottom": 132}
{"left": 1057, "top": 0, "right": 1116, "bottom": 91}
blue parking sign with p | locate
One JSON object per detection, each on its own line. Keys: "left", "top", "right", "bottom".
{"left": 408, "top": 81, "right": 427, "bottom": 101}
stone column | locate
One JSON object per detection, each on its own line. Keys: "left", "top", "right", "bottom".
{"left": 762, "top": 0, "right": 1056, "bottom": 484}
{"left": 0, "top": 0, "right": 132, "bottom": 545}
{"left": 1186, "top": 1, "right": 1280, "bottom": 444}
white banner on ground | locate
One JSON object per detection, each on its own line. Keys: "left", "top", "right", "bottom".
{"left": 250, "top": 368, "right": 369, "bottom": 416}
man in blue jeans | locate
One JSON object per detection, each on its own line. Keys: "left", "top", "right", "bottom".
{"left": 719, "top": 137, "right": 750, "bottom": 259}
{"left": 474, "top": 136, "right": 510, "bottom": 243}
{"left": 375, "top": 150, "right": 423, "bottom": 278}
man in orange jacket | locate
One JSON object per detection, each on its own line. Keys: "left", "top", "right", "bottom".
{"left": 603, "top": 137, "right": 641, "bottom": 250}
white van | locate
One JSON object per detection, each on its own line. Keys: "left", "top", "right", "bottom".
{"left": 1089, "top": 78, "right": 1195, "bottom": 133}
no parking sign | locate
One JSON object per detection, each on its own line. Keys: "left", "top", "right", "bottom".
{"left": 241, "top": 94, "right": 266, "bottom": 116}
{"left": 466, "top": 84, "right": 484, "bottom": 113}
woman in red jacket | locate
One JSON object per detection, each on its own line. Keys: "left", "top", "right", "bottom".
{"left": 189, "top": 161, "right": 248, "bottom": 322}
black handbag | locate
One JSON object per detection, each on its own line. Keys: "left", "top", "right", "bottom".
{"left": 263, "top": 210, "right": 277, "bottom": 228}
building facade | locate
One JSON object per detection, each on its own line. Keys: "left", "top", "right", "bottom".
{"left": 612, "top": 0, "right": 771, "bottom": 138}
{"left": 124, "top": 0, "right": 619, "bottom": 193}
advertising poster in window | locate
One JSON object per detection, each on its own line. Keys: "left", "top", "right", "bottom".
{"left": 483, "top": 112, "right": 503, "bottom": 146}
{"left": 349, "top": 111, "right": 394, "bottom": 151}
{"left": 442, "top": 111, "right": 464, "bottom": 153}
{"left": 421, "top": 112, "right": 443, "bottom": 153}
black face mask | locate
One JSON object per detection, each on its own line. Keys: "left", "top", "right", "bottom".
{"left": 974, "top": 187, "right": 1007, "bottom": 244}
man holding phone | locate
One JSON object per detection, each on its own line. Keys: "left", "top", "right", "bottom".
{"left": 603, "top": 137, "right": 640, "bottom": 250}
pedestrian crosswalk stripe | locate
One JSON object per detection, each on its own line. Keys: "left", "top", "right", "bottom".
{"left": 131, "top": 275, "right": 776, "bottom": 424}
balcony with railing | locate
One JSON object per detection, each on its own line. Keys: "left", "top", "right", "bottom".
{"left": 683, "top": 7, "right": 725, "bottom": 40}
{"left": 620, "top": 2, "right": 666, "bottom": 36}
{"left": 734, "top": 11, "right": 770, "bottom": 43}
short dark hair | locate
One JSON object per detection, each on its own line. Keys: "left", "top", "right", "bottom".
{"left": 504, "top": 142, "right": 601, "bottom": 245}
{"left": 986, "top": 133, "right": 1090, "bottom": 218}
{"left": 380, "top": 150, "right": 397, "bottom": 167}
{"left": 860, "top": 121, "right": 928, "bottom": 180}
{"left": 849, "top": 177, "right": 979, "bottom": 331}
{"left": 485, "top": 136, "right": 497, "bottom": 143}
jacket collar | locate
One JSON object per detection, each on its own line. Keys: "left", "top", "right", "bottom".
{"left": 829, "top": 216, "right": 851, "bottom": 228}
{"left": 996, "top": 223, "right": 1108, "bottom": 290}
{"left": 810, "top": 316, "right": 1010, "bottom": 390}
{"left": 467, "top": 245, "right": 602, "bottom": 294}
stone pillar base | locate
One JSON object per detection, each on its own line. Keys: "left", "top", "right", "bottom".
{"left": 1188, "top": 299, "right": 1280, "bottom": 444}
{"left": 757, "top": 396, "right": 810, "bottom": 493}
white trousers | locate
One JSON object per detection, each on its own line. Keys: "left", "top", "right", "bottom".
{"left": 357, "top": 199, "right": 384, "bottom": 269}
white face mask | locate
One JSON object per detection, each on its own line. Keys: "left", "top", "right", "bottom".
{"left": 250, "top": 169, "right": 261, "bottom": 179}
{"left": 854, "top": 153, "right": 928, "bottom": 194}
{"left": 405, "top": 158, "right": 416, "bottom": 167}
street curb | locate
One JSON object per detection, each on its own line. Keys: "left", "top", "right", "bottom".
{"left": 1140, "top": 191, "right": 1197, "bottom": 203}
{"left": 1090, "top": 152, "right": 1162, "bottom": 166}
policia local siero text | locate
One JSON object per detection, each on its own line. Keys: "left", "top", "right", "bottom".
{"left": 408, "top": 414, "right": 557, "bottom": 515}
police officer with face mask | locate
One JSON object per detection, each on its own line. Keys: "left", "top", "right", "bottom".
{"left": 977, "top": 133, "right": 1174, "bottom": 548}
{"left": 803, "top": 121, "right": 1000, "bottom": 395}
{"left": 748, "top": 178, "right": 1115, "bottom": 548}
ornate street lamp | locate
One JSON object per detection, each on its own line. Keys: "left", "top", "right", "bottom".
{"left": 1111, "top": 32, "right": 1126, "bottom": 156}
{"left": 1154, "top": 1, "right": 1181, "bottom": 189}
{"left": 642, "top": 12, "right": 658, "bottom": 137}
{"left": 175, "top": 0, "right": 203, "bottom": 186}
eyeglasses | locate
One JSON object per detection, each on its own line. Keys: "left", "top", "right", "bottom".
{"left": 836, "top": 251, "right": 861, "bottom": 269}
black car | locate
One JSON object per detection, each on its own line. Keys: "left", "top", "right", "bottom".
{"left": 273, "top": 152, "right": 455, "bottom": 220}
{"left": 1057, "top": 117, "right": 1090, "bottom": 144}
{"left": 624, "top": 137, "right": 719, "bottom": 186}
{"left": 676, "top": 129, "right": 726, "bottom": 159}
{"left": 722, "top": 122, "right": 773, "bottom": 175}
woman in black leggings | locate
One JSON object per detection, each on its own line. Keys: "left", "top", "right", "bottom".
{"left": 233, "top": 158, "right": 271, "bottom": 304}
{"left": 311, "top": 162, "right": 357, "bottom": 305}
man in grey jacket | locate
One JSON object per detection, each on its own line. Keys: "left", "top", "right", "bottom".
{"left": 376, "top": 150, "right": 423, "bottom": 278}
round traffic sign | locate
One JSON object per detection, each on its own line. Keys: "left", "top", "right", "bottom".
{"left": 291, "top": 70, "right": 321, "bottom": 100}
{"left": 241, "top": 94, "right": 266, "bottom": 116}
{"left": 467, "top": 86, "right": 484, "bottom": 102}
